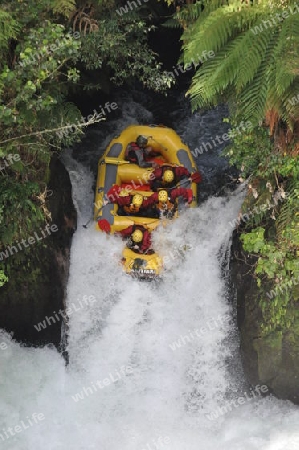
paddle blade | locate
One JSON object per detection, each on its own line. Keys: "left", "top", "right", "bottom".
{"left": 191, "top": 172, "right": 202, "bottom": 183}
{"left": 187, "top": 189, "right": 193, "bottom": 204}
{"left": 98, "top": 219, "right": 111, "bottom": 233}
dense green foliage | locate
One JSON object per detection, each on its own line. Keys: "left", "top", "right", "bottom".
{"left": 0, "top": 0, "right": 170, "bottom": 287}
{"left": 224, "top": 122, "right": 299, "bottom": 334}
{"left": 170, "top": 0, "right": 299, "bottom": 335}
{"left": 79, "top": 14, "right": 170, "bottom": 92}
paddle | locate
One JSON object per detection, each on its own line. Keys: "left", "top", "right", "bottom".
{"left": 172, "top": 172, "right": 201, "bottom": 188}
{"left": 83, "top": 218, "right": 93, "bottom": 229}
{"left": 83, "top": 200, "right": 111, "bottom": 229}
{"left": 98, "top": 218, "right": 111, "bottom": 233}
{"left": 104, "top": 157, "right": 130, "bottom": 165}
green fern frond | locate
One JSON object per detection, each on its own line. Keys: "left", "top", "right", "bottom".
{"left": 184, "top": 10, "right": 241, "bottom": 56}
{"left": 176, "top": 1, "right": 205, "bottom": 22}
{"left": 188, "top": 35, "right": 244, "bottom": 109}
{"left": 162, "top": 18, "right": 182, "bottom": 29}
{"left": 235, "top": 20, "right": 275, "bottom": 92}
{"left": 182, "top": 1, "right": 299, "bottom": 126}
{"left": 239, "top": 28, "right": 279, "bottom": 122}
{"left": 0, "top": 9, "right": 20, "bottom": 55}
{"left": 183, "top": 5, "right": 263, "bottom": 67}
{"left": 51, "top": 0, "right": 76, "bottom": 18}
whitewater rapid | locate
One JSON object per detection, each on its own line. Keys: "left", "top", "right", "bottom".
{"left": 1, "top": 93, "right": 299, "bottom": 449}
{"left": 1, "top": 154, "right": 299, "bottom": 450}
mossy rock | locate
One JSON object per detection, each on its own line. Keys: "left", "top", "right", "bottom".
{"left": 253, "top": 331, "right": 283, "bottom": 381}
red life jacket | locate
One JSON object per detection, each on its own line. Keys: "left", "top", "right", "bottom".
{"left": 132, "top": 226, "right": 151, "bottom": 252}
{"left": 123, "top": 202, "right": 141, "bottom": 214}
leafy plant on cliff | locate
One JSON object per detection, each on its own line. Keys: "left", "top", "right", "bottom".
{"left": 79, "top": 13, "right": 171, "bottom": 92}
{"left": 227, "top": 123, "right": 299, "bottom": 334}
{"left": 0, "top": 270, "right": 8, "bottom": 286}
{"left": 172, "top": 0, "right": 299, "bottom": 336}
{"left": 0, "top": 19, "right": 83, "bottom": 279}
{"left": 0, "top": 0, "right": 170, "bottom": 286}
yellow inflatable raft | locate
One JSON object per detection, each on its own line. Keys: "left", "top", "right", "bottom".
{"left": 94, "top": 124, "right": 199, "bottom": 279}
{"left": 94, "top": 124, "right": 198, "bottom": 233}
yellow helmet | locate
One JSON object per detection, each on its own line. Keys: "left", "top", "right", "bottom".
{"left": 119, "top": 189, "right": 129, "bottom": 197}
{"left": 163, "top": 169, "right": 174, "bottom": 183}
{"left": 158, "top": 190, "right": 168, "bottom": 203}
{"left": 132, "top": 229, "right": 143, "bottom": 243}
{"left": 132, "top": 194, "right": 143, "bottom": 207}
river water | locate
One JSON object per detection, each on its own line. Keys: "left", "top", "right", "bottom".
{"left": 1, "top": 91, "right": 299, "bottom": 450}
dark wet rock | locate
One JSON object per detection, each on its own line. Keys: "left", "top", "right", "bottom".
{"left": 0, "top": 156, "right": 76, "bottom": 350}
{"left": 230, "top": 229, "right": 299, "bottom": 404}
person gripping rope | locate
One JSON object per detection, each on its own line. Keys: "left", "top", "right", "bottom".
{"left": 144, "top": 188, "right": 193, "bottom": 219}
{"left": 105, "top": 185, "right": 158, "bottom": 217}
{"left": 120, "top": 225, "right": 154, "bottom": 254}
{"left": 149, "top": 165, "right": 202, "bottom": 191}
{"left": 96, "top": 219, "right": 154, "bottom": 254}
{"left": 105, "top": 184, "right": 193, "bottom": 218}
{"left": 125, "top": 135, "right": 158, "bottom": 168}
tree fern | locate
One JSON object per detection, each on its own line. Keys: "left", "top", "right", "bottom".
{"left": 181, "top": 0, "right": 299, "bottom": 130}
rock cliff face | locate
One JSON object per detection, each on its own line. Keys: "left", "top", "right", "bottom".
{"left": 231, "top": 229, "right": 299, "bottom": 404}
{"left": 0, "top": 156, "right": 76, "bottom": 349}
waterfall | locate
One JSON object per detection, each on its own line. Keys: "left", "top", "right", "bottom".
{"left": 1, "top": 97, "right": 299, "bottom": 450}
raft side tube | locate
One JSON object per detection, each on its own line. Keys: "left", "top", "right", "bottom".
{"left": 122, "top": 247, "right": 163, "bottom": 279}
{"left": 107, "top": 143, "right": 122, "bottom": 158}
